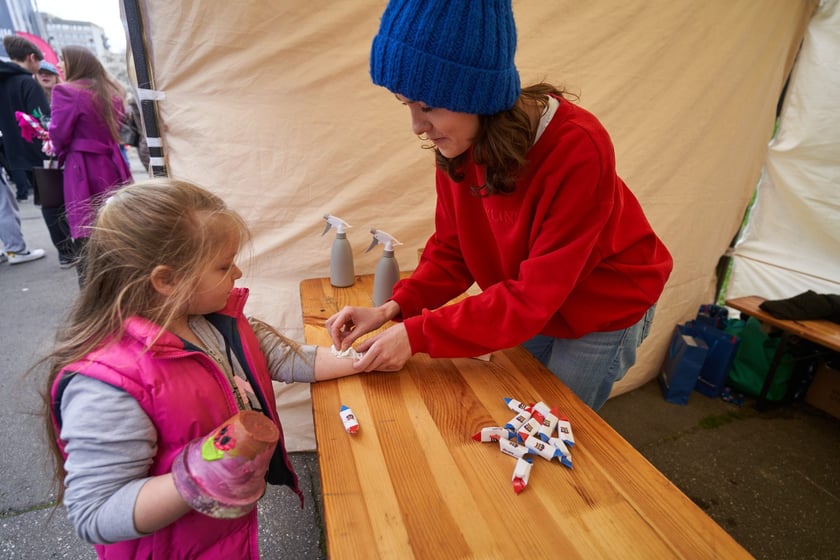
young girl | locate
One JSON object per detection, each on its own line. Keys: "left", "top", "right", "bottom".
{"left": 43, "top": 178, "right": 385, "bottom": 559}
{"left": 49, "top": 45, "right": 133, "bottom": 278}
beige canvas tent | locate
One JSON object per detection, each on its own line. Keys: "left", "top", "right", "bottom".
{"left": 121, "top": 0, "right": 834, "bottom": 450}
{"left": 726, "top": 2, "right": 840, "bottom": 300}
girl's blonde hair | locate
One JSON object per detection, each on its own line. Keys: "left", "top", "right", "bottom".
{"left": 42, "top": 178, "right": 249, "bottom": 500}
{"left": 60, "top": 45, "right": 126, "bottom": 142}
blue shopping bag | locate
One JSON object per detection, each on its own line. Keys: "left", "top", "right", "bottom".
{"left": 686, "top": 320, "right": 741, "bottom": 398}
{"left": 695, "top": 304, "right": 729, "bottom": 329}
{"left": 659, "top": 324, "right": 709, "bottom": 405}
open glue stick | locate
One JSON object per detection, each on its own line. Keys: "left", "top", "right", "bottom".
{"left": 512, "top": 456, "right": 533, "bottom": 495}
{"left": 340, "top": 405, "right": 359, "bottom": 434}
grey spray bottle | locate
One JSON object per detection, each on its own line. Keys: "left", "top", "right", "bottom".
{"left": 322, "top": 214, "right": 355, "bottom": 287}
{"left": 366, "top": 229, "right": 403, "bottom": 306}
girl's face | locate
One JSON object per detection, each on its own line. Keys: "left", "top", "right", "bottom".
{"left": 187, "top": 223, "right": 243, "bottom": 316}
{"left": 395, "top": 94, "right": 479, "bottom": 158}
{"left": 37, "top": 71, "right": 58, "bottom": 90}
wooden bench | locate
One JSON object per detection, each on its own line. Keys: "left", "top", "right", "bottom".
{"left": 725, "top": 295, "right": 840, "bottom": 409}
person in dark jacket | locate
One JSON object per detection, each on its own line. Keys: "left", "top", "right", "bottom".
{"left": 0, "top": 35, "right": 50, "bottom": 264}
{"left": 1, "top": 34, "right": 74, "bottom": 267}
{"left": 0, "top": 35, "right": 48, "bottom": 201}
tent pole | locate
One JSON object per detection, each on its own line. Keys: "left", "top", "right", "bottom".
{"left": 121, "top": 0, "right": 167, "bottom": 177}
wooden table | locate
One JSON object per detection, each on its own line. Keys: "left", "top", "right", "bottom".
{"left": 303, "top": 275, "right": 750, "bottom": 559}
{"left": 726, "top": 295, "right": 840, "bottom": 409}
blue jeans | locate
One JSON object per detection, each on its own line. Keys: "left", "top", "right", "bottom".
{"left": 522, "top": 306, "right": 656, "bottom": 411}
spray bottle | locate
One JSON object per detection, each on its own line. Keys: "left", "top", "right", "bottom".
{"left": 322, "top": 214, "right": 355, "bottom": 287}
{"left": 366, "top": 229, "right": 403, "bottom": 306}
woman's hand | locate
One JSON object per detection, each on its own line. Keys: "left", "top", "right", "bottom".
{"left": 325, "top": 301, "right": 400, "bottom": 351}
{"left": 353, "top": 324, "right": 412, "bottom": 372}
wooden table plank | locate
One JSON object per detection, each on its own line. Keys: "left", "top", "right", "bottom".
{"left": 304, "top": 276, "right": 752, "bottom": 559}
{"left": 726, "top": 295, "right": 840, "bottom": 352}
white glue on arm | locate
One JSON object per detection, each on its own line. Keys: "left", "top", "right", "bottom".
{"left": 366, "top": 229, "right": 403, "bottom": 307}
{"left": 322, "top": 214, "right": 355, "bottom": 287}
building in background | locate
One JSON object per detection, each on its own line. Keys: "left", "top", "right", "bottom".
{"left": 39, "top": 12, "right": 108, "bottom": 58}
{"left": 1, "top": 0, "right": 47, "bottom": 57}
{"left": 0, "top": 0, "right": 126, "bottom": 103}
{"left": 1, "top": 0, "right": 111, "bottom": 60}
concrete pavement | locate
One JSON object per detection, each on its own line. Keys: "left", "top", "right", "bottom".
{"left": 600, "top": 379, "right": 840, "bottom": 560}
{"left": 1, "top": 176, "right": 96, "bottom": 559}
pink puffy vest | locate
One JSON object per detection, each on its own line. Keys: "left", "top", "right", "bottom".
{"left": 50, "top": 288, "right": 301, "bottom": 559}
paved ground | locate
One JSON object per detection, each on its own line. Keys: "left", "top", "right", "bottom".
{"left": 601, "top": 379, "right": 840, "bottom": 560}
{"left": 1, "top": 151, "right": 838, "bottom": 559}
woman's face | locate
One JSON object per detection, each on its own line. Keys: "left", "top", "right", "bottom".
{"left": 395, "top": 94, "right": 479, "bottom": 158}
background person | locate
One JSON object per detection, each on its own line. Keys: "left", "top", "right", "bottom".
{"left": 0, "top": 35, "right": 46, "bottom": 202}
{"left": 49, "top": 45, "right": 133, "bottom": 281}
{"left": 119, "top": 93, "right": 149, "bottom": 171}
{"left": 0, "top": 172, "right": 45, "bottom": 264}
{"left": 33, "top": 58, "right": 77, "bottom": 268}
{"left": 0, "top": 35, "right": 52, "bottom": 264}
{"left": 36, "top": 60, "right": 61, "bottom": 101}
{"left": 326, "top": 0, "right": 673, "bottom": 411}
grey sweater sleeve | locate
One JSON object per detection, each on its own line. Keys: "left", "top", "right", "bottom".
{"left": 60, "top": 374, "right": 156, "bottom": 544}
{"left": 248, "top": 317, "right": 318, "bottom": 383}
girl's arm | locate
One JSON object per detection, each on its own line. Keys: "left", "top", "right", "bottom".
{"left": 132, "top": 474, "right": 190, "bottom": 534}
{"left": 312, "top": 345, "right": 365, "bottom": 381}
{"left": 249, "top": 317, "right": 367, "bottom": 382}
{"left": 60, "top": 375, "right": 189, "bottom": 543}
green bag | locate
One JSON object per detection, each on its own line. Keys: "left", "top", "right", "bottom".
{"left": 724, "top": 317, "right": 794, "bottom": 401}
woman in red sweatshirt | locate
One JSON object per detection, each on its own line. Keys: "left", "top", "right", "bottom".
{"left": 327, "top": 0, "right": 673, "bottom": 410}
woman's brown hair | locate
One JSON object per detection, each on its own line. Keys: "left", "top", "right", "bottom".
{"left": 435, "top": 83, "right": 575, "bottom": 196}
{"left": 60, "top": 45, "right": 126, "bottom": 142}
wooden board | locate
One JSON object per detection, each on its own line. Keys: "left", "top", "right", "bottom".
{"left": 726, "top": 295, "right": 840, "bottom": 352}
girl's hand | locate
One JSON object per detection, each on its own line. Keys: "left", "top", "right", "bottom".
{"left": 171, "top": 411, "right": 276, "bottom": 519}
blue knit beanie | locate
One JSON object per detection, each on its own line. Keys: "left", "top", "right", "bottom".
{"left": 370, "top": 0, "right": 520, "bottom": 115}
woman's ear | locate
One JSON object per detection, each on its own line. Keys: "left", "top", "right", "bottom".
{"left": 150, "top": 265, "right": 178, "bottom": 296}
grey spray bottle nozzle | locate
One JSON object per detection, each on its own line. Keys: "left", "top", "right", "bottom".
{"left": 365, "top": 229, "right": 403, "bottom": 253}
{"left": 322, "top": 214, "right": 351, "bottom": 235}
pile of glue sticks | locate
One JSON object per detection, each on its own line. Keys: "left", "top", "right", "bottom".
{"left": 471, "top": 397, "right": 575, "bottom": 495}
